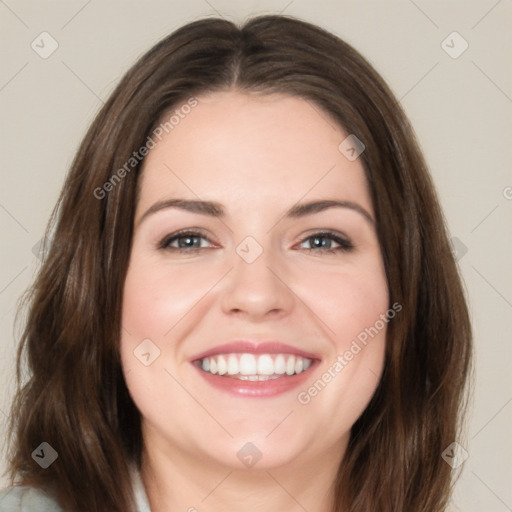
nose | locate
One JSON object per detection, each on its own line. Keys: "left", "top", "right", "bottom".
{"left": 220, "top": 243, "right": 296, "bottom": 321}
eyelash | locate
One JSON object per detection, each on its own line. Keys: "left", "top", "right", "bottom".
{"left": 158, "top": 229, "right": 354, "bottom": 255}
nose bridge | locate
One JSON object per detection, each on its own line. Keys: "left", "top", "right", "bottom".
{"left": 220, "top": 234, "right": 294, "bottom": 317}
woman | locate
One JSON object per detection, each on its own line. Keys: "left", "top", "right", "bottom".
{"left": 0, "top": 14, "right": 472, "bottom": 512}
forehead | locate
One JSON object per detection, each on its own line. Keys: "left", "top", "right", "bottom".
{"left": 137, "top": 90, "right": 372, "bottom": 215}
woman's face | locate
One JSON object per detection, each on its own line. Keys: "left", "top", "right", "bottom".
{"left": 121, "top": 90, "right": 389, "bottom": 471}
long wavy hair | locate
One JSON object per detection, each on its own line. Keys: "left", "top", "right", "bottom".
{"left": 5, "top": 14, "right": 472, "bottom": 512}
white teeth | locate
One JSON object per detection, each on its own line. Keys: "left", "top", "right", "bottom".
{"left": 274, "top": 354, "right": 286, "bottom": 374}
{"left": 241, "top": 375, "right": 280, "bottom": 381}
{"left": 227, "top": 354, "right": 238, "bottom": 375}
{"left": 257, "top": 354, "right": 274, "bottom": 375}
{"left": 198, "top": 353, "right": 313, "bottom": 378}
{"left": 239, "top": 353, "right": 257, "bottom": 375}
{"left": 285, "top": 356, "right": 296, "bottom": 375}
{"left": 217, "top": 355, "right": 227, "bottom": 375}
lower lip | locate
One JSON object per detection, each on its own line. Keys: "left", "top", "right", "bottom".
{"left": 192, "top": 361, "right": 319, "bottom": 397}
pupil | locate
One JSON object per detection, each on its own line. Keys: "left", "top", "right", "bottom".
{"left": 313, "top": 236, "right": 329, "bottom": 249}
{"left": 179, "top": 236, "right": 197, "bottom": 248}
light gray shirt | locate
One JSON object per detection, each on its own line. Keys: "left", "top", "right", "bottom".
{"left": 0, "top": 468, "right": 151, "bottom": 512}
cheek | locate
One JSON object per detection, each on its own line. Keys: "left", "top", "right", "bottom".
{"left": 298, "top": 258, "right": 389, "bottom": 345}
{"left": 119, "top": 252, "right": 226, "bottom": 408}
{"left": 121, "top": 256, "right": 216, "bottom": 342}
{"left": 119, "top": 255, "right": 209, "bottom": 425}
{"left": 293, "top": 259, "right": 389, "bottom": 419}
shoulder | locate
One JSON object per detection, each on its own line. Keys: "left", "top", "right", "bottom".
{"left": 0, "top": 485, "right": 64, "bottom": 512}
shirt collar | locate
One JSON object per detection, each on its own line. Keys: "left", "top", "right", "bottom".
{"left": 130, "top": 466, "right": 152, "bottom": 512}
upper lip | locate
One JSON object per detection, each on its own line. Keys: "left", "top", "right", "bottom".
{"left": 191, "top": 340, "right": 321, "bottom": 362}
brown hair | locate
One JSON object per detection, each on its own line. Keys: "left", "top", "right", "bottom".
{"left": 6, "top": 14, "right": 472, "bottom": 512}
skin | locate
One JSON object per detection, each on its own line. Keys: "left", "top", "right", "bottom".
{"left": 120, "top": 89, "right": 389, "bottom": 512}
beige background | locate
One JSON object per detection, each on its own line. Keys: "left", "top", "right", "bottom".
{"left": 1, "top": 1, "right": 511, "bottom": 510}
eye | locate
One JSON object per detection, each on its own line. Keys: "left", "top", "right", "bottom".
{"left": 158, "top": 230, "right": 214, "bottom": 253}
{"left": 297, "top": 231, "right": 353, "bottom": 254}
{"left": 158, "top": 229, "right": 354, "bottom": 255}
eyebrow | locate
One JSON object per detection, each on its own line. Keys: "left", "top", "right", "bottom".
{"left": 136, "top": 198, "right": 375, "bottom": 227}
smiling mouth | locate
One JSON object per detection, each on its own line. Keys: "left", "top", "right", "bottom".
{"left": 194, "top": 353, "right": 313, "bottom": 380}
